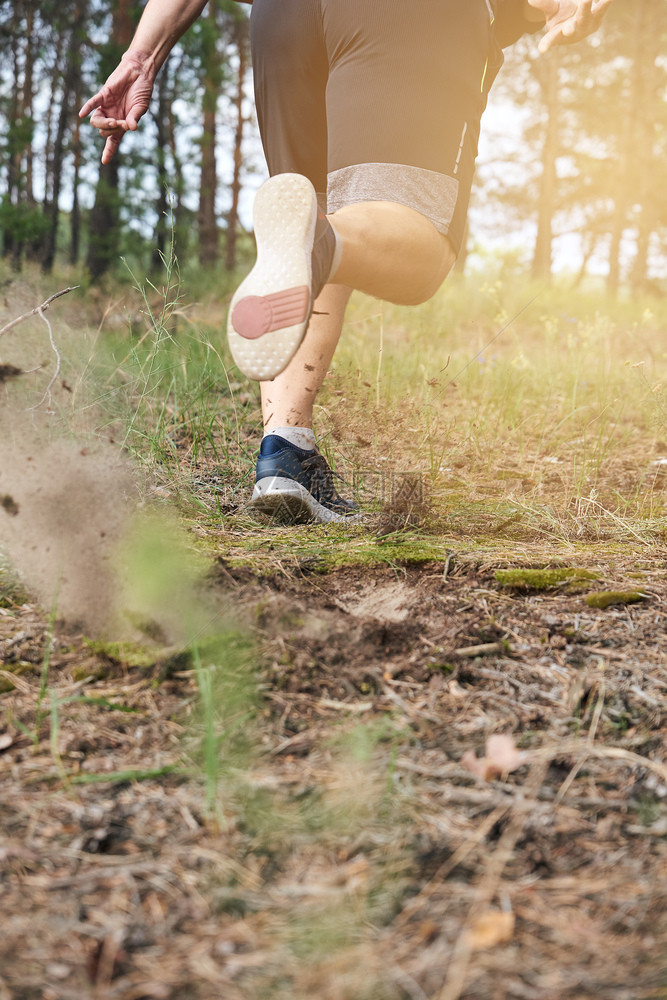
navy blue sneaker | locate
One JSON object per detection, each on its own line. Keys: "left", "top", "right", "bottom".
{"left": 247, "top": 435, "right": 360, "bottom": 524}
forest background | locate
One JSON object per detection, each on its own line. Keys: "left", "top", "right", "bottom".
{"left": 0, "top": 0, "right": 665, "bottom": 293}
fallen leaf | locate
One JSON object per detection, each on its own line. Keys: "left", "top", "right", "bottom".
{"left": 466, "top": 909, "right": 515, "bottom": 951}
{"left": 461, "top": 734, "right": 527, "bottom": 781}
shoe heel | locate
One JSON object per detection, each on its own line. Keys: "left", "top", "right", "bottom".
{"left": 227, "top": 174, "right": 318, "bottom": 381}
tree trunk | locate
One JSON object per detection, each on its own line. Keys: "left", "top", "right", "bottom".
{"left": 42, "top": 13, "right": 81, "bottom": 274}
{"left": 152, "top": 71, "right": 171, "bottom": 274}
{"left": 23, "top": 2, "right": 35, "bottom": 207}
{"left": 198, "top": 3, "right": 222, "bottom": 267}
{"left": 3, "top": 15, "right": 21, "bottom": 263}
{"left": 68, "top": 0, "right": 86, "bottom": 265}
{"left": 86, "top": 160, "right": 122, "bottom": 280}
{"left": 225, "top": 13, "right": 248, "bottom": 272}
{"left": 70, "top": 107, "right": 82, "bottom": 264}
{"left": 166, "top": 72, "right": 188, "bottom": 256}
{"left": 531, "top": 53, "right": 559, "bottom": 282}
{"left": 41, "top": 20, "right": 68, "bottom": 228}
{"left": 86, "top": 0, "right": 134, "bottom": 279}
{"left": 607, "top": 2, "right": 645, "bottom": 295}
{"left": 630, "top": 0, "right": 662, "bottom": 293}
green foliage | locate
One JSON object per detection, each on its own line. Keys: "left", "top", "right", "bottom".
{"left": 34, "top": 594, "right": 59, "bottom": 750}
{"left": 190, "top": 629, "right": 259, "bottom": 820}
{"left": 1, "top": 0, "right": 662, "bottom": 285}
{"left": 483, "top": 0, "right": 667, "bottom": 289}
{"left": 0, "top": 198, "right": 49, "bottom": 245}
{"left": 1, "top": 114, "right": 35, "bottom": 160}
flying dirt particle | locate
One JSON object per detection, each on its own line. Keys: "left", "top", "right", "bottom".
{"left": 304, "top": 363, "right": 315, "bottom": 372}
{"left": 0, "top": 364, "right": 23, "bottom": 383}
{"left": 1, "top": 494, "right": 19, "bottom": 516}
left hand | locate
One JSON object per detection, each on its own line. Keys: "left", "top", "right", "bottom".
{"left": 79, "top": 51, "right": 156, "bottom": 165}
{"left": 527, "top": 0, "right": 614, "bottom": 53}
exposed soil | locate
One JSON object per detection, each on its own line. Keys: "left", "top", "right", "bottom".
{"left": 1, "top": 543, "right": 667, "bottom": 1000}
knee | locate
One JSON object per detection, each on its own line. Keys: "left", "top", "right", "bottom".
{"left": 399, "top": 239, "right": 457, "bottom": 306}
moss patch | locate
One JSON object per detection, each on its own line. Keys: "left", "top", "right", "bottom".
{"left": 494, "top": 567, "right": 600, "bottom": 592}
{"left": 209, "top": 521, "right": 452, "bottom": 575}
{"left": 585, "top": 590, "right": 647, "bottom": 609}
{"left": 84, "top": 640, "right": 164, "bottom": 670}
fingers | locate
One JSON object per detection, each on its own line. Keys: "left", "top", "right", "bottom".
{"left": 87, "top": 116, "right": 128, "bottom": 164}
{"left": 89, "top": 111, "right": 120, "bottom": 130}
{"left": 81, "top": 56, "right": 153, "bottom": 162}
{"left": 84, "top": 102, "right": 142, "bottom": 163}
{"left": 98, "top": 121, "right": 132, "bottom": 162}
{"left": 538, "top": 32, "right": 558, "bottom": 53}
{"left": 562, "top": 0, "right": 594, "bottom": 35}
{"left": 90, "top": 107, "right": 142, "bottom": 132}
{"left": 125, "top": 110, "right": 141, "bottom": 130}
{"left": 538, "top": 0, "right": 612, "bottom": 52}
{"left": 79, "top": 92, "right": 103, "bottom": 118}
{"left": 101, "top": 134, "right": 123, "bottom": 166}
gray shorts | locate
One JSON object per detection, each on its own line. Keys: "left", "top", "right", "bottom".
{"left": 250, "top": 0, "right": 505, "bottom": 254}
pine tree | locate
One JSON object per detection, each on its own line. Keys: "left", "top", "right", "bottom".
{"left": 0, "top": 0, "right": 47, "bottom": 269}
{"left": 476, "top": 0, "right": 666, "bottom": 290}
{"left": 225, "top": 9, "right": 250, "bottom": 272}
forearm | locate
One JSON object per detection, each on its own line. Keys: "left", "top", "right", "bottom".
{"left": 126, "top": 0, "right": 209, "bottom": 77}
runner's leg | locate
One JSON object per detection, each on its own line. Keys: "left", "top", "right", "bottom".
{"left": 243, "top": 0, "right": 495, "bottom": 522}
{"left": 260, "top": 283, "right": 351, "bottom": 432}
{"left": 328, "top": 202, "right": 456, "bottom": 306}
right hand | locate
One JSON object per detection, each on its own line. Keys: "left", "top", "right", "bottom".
{"left": 527, "top": 0, "right": 614, "bottom": 53}
{"left": 79, "top": 51, "right": 156, "bottom": 164}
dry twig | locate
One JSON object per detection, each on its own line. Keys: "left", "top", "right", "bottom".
{"left": 0, "top": 285, "right": 78, "bottom": 412}
{"left": 0, "top": 286, "right": 79, "bottom": 339}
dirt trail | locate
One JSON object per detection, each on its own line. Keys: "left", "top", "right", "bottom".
{"left": 1, "top": 553, "right": 666, "bottom": 999}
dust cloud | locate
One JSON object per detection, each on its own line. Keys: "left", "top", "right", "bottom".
{"left": 0, "top": 419, "right": 136, "bottom": 634}
{"left": 0, "top": 285, "right": 210, "bottom": 642}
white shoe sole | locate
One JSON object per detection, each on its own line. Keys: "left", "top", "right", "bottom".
{"left": 247, "top": 477, "right": 363, "bottom": 525}
{"left": 227, "top": 174, "right": 317, "bottom": 382}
